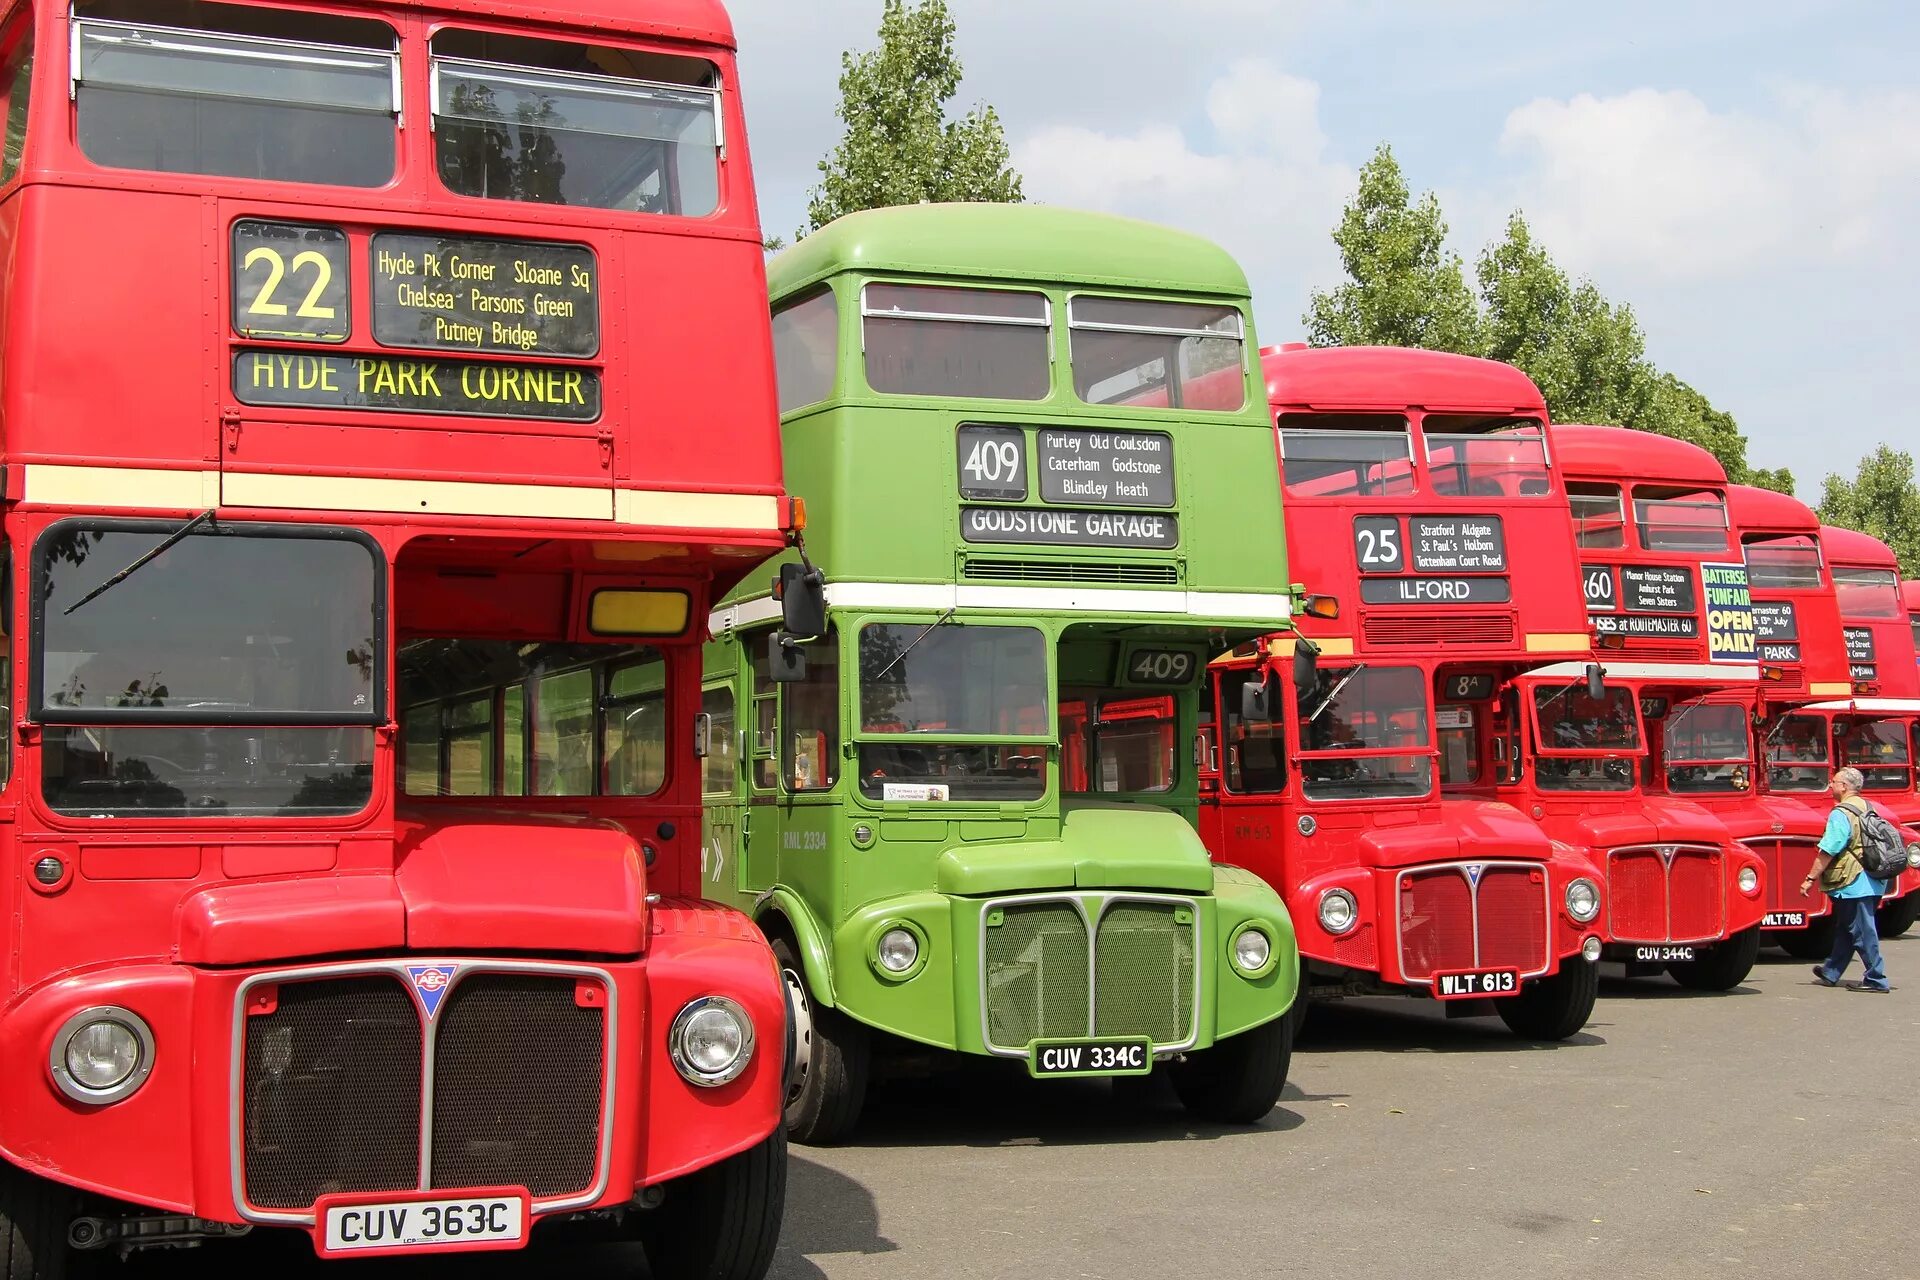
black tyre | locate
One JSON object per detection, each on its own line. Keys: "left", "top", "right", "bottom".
{"left": 770, "top": 937, "right": 869, "bottom": 1145}
{"left": 1495, "top": 958, "right": 1598, "bottom": 1041}
{"left": 0, "top": 1164, "right": 77, "bottom": 1280}
{"left": 1778, "top": 919, "right": 1837, "bottom": 960}
{"left": 1169, "top": 1010, "right": 1293, "bottom": 1124}
{"left": 642, "top": 1128, "right": 787, "bottom": 1280}
{"left": 1878, "top": 893, "right": 1920, "bottom": 938}
{"left": 1667, "top": 926, "right": 1761, "bottom": 991}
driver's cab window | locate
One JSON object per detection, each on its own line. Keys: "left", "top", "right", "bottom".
{"left": 781, "top": 629, "right": 839, "bottom": 792}
{"left": 602, "top": 657, "right": 667, "bottom": 797}
{"left": 1218, "top": 668, "right": 1284, "bottom": 794}
{"left": 1063, "top": 694, "right": 1176, "bottom": 794}
{"left": 701, "top": 685, "right": 738, "bottom": 795}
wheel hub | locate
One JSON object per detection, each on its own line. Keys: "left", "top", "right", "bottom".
{"left": 782, "top": 966, "right": 813, "bottom": 1107}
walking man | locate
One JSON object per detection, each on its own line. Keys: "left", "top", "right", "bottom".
{"left": 1802, "top": 766, "right": 1892, "bottom": 992}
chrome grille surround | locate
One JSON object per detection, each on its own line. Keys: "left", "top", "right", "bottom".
{"left": 977, "top": 892, "right": 1203, "bottom": 1058}
{"left": 230, "top": 958, "right": 618, "bottom": 1228}
{"left": 1393, "top": 860, "right": 1555, "bottom": 986}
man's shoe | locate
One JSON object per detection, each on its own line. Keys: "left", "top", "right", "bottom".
{"left": 1811, "top": 967, "right": 1839, "bottom": 987}
{"left": 1845, "top": 982, "right": 1891, "bottom": 993}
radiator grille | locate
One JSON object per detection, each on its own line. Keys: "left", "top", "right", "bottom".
{"left": 430, "top": 976, "right": 603, "bottom": 1197}
{"left": 1668, "top": 850, "right": 1725, "bottom": 941}
{"left": 1752, "top": 839, "right": 1833, "bottom": 919}
{"left": 242, "top": 978, "right": 423, "bottom": 1210}
{"left": 1606, "top": 846, "right": 1727, "bottom": 942}
{"left": 1093, "top": 904, "right": 1194, "bottom": 1043}
{"left": 1608, "top": 850, "right": 1669, "bottom": 940}
{"left": 985, "top": 903, "right": 1090, "bottom": 1048}
{"left": 983, "top": 898, "right": 1197, "bottom": 1051}
{"left": 240, "top": 968, "right": 608, "bottom": 1214}
{"left": 1397, "top": 864, "right": 1550, "bottom": 981}
{"left": 1363, "top": 613, "right": 1515, "bottom": 647}
{"left": 963, "top": 558, "right": 1179, "bottom": 585}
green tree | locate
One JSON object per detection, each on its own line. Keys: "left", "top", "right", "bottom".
{"left": 1475, "top": 213, "right": 1793, "bottom": 492}
{"left": 1305, "top": 144, "right": 1481, "bottom": 353}
{"left": 1819, "top": 446, "right": 1920, "bottom": 575}
{"left": 802, "top": 0, "right": 1022, "bottom": 236}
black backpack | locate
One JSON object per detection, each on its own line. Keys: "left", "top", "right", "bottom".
{"left": 1843, "top": 799, "right": 1912, "bottom": 881}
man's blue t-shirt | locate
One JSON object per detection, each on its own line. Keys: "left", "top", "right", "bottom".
{"left": 1819, "top": 806, "right": 1890, "bottom": 899}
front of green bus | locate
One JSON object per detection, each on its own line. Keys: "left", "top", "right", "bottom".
{"left": 705, "top": 204, "right": 1298, "bottom": 1142}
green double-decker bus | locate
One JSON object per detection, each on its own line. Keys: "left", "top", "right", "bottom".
{"left": 703, "top": 204, "right": 1300, "bottom": 1142}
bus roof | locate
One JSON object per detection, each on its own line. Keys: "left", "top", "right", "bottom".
{"left": 1820, "top": 524, "right": 1899, "bottom": 569}
{"left": 422, "top": 0, "right": 736, "bottom": 46}
{"left": 1261, "top": 345, "right": 1546, "bottom": 413}
{"left": 1905, "top": 580, "right": 1920, "bottom": 612}
{"left": 767, "top": 203, "right": 1251, "bottom": 301}
{"left": 1727, "top": 483, "right": 1820, "bottom": 536}
{"left": 1551, "top": 424, "right": 1727, "bottom": 486}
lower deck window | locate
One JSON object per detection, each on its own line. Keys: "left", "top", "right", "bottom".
{"left": 43, "top": 725, "right": 373, "bottom": 817}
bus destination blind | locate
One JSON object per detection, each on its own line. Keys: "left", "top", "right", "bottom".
{"left": 371, "top": 233, "right": 599, "bottom": 359}
{"left": 1036, "top": 428, "right": 1175, "bottom": 506}
{"left": 233, "top": 350, "right": 601, "bottom": 423}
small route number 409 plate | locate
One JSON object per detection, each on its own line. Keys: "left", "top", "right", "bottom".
{"left": 317, "top": 1189, "right": 529, "bottom": 1258}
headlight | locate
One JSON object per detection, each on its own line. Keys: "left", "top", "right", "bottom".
{"left": 1582, "top": 936, "right": 1603, "bottom": 962}
{"left": 1738, "top": 866, "right": 1760, "bottom": 895}
{"left": 1565, "top": 878, "right": 1601, "bottom": 923}
{"left": 1232, "top": 926, "right": 1272, "bottom": 974}
{"left": 877, "top": 927, "right": 919, "bottom": 974}
{"left": 50, "top": 1007, "right": 155, "bottom": 1105}
{"left": 1317, "top": 888, "right": 1358, "bottom": 936}
{"left": 669, "top": 997, "right": 755, "bottom": 1088}
{"left": 1906, "top": 843, "right": 1920, "bottom": 870}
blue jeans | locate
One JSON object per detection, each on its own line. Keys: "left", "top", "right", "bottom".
{"left": 1820, "top": 897, "right": 1891, "bottom": 990}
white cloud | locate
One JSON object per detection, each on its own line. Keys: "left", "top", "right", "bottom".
{"left": 1012, "top": 60, "right": 1354, "bottom": 340}
{"left": 1497, "top": 84, "right": 1920, "bottom": 282}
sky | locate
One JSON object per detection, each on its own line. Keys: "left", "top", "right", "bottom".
{"left": 726, "top": 0, "right": 1920, "bottom": 496}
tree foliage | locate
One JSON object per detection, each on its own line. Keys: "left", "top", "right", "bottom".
{"left": 1309, "top": 149, "right": 1793, "bottom": 493}
{"left": 1305, "top": 145, "right": 1480, "bottom": 354}
{"left": 1819, "top": 446, "right": 1920, "bottom": 576}
{"left": 802, "top": 0, "right": 1022, "bottom": 237}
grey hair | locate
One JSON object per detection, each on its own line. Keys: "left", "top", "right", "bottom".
{"left": 1835, "top": 766, "right": 1865, "bottom": 792}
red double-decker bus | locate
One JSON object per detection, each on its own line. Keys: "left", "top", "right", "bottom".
{"left": 1202, "top": 345, "right": 1607, "bottom": 1040}
{"left": 0, "top": 1, "right": 797, "bottom": 1273}
{"left": 1767, "top": 527, "right": 1920, "bottom": 939}
{"left": 1501, "top": 426, "right": 1767, "bottom": 987}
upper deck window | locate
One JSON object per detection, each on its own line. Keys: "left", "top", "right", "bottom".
{"left": 1421, "top": 416, "right": 1549, "bottom": 498}
{"left": 1632, "top": 485, "right": 1729, "bottom": 553}
{"left": 1743, "top": 533, "right": 1824, "bottom": 589}
{"left": 772, "top": 289, "right": 838, "bottom": 413}
{"left": 1568, "top": 483, "right": 1626, "bottom": 549}
{"left": 0, "top": 10, "right": 31, "bottom": 186}
{"left": 432, "top": 31, "right": 720, "bottom": 216}
{"left": 1833, "top": 566, "right": 1901, "bottom": 619}
{"left": 861, "top": 284, "right": 1050, "bottom": 400}
{"left": 1276, "top": 413, "right": 1414, "bottom": 499}
{"left": 1068, "top": 298, "right": 1245, "bottom": 410}
{"left": 73, "top": 3, "right": 397, "bottom": 187}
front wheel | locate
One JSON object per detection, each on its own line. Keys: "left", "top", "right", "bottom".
{"left": 1495, "top": 959, "right": 1598, "bottom": 1041}
{"left": 1168, "top": 1012, "right": 1294, "bottom": 1124}
{"left": 1667, "top": 926, "right": 1760, "bottom": 991}
{"left": 1777, "top": 919, "right": 1837, "bottom": 959}
{"left": 0, "top": 1164, "right": 78, "bottom": 1280}
{"left": 640, "top": 1128, "right": 787, "bottom": 1280}
{"left": 770, "top": 938, "right": 869, "bottom": 1145}
{"left": 1878, "top": 893, "right": 1920, "bottom": 938}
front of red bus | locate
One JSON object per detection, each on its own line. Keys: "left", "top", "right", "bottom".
{"left": 1767, "top": 527, "right": 1920, "bottom": 940}
{"left": 1523, "top": 428, "right": 1767, "bottom": 988}
{"left": 1205, "top": 346, "right": 1606, "bottom": 1040}
{"left": 0, "top": 2, "right": 788, "bottom": 1274}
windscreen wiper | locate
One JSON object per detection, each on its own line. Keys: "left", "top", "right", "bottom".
{"left": 869, "top": 607, "right": 956, "bottom": 685}
{"left": 1306, "top": 662, "right": 1366, "bottom": 724}
{"left": 63, "top": 509, "right": 217, "bottom": 616}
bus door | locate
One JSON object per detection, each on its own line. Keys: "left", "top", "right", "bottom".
{"left": 699, "top": 677, "right": 750, "bottom": 895}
